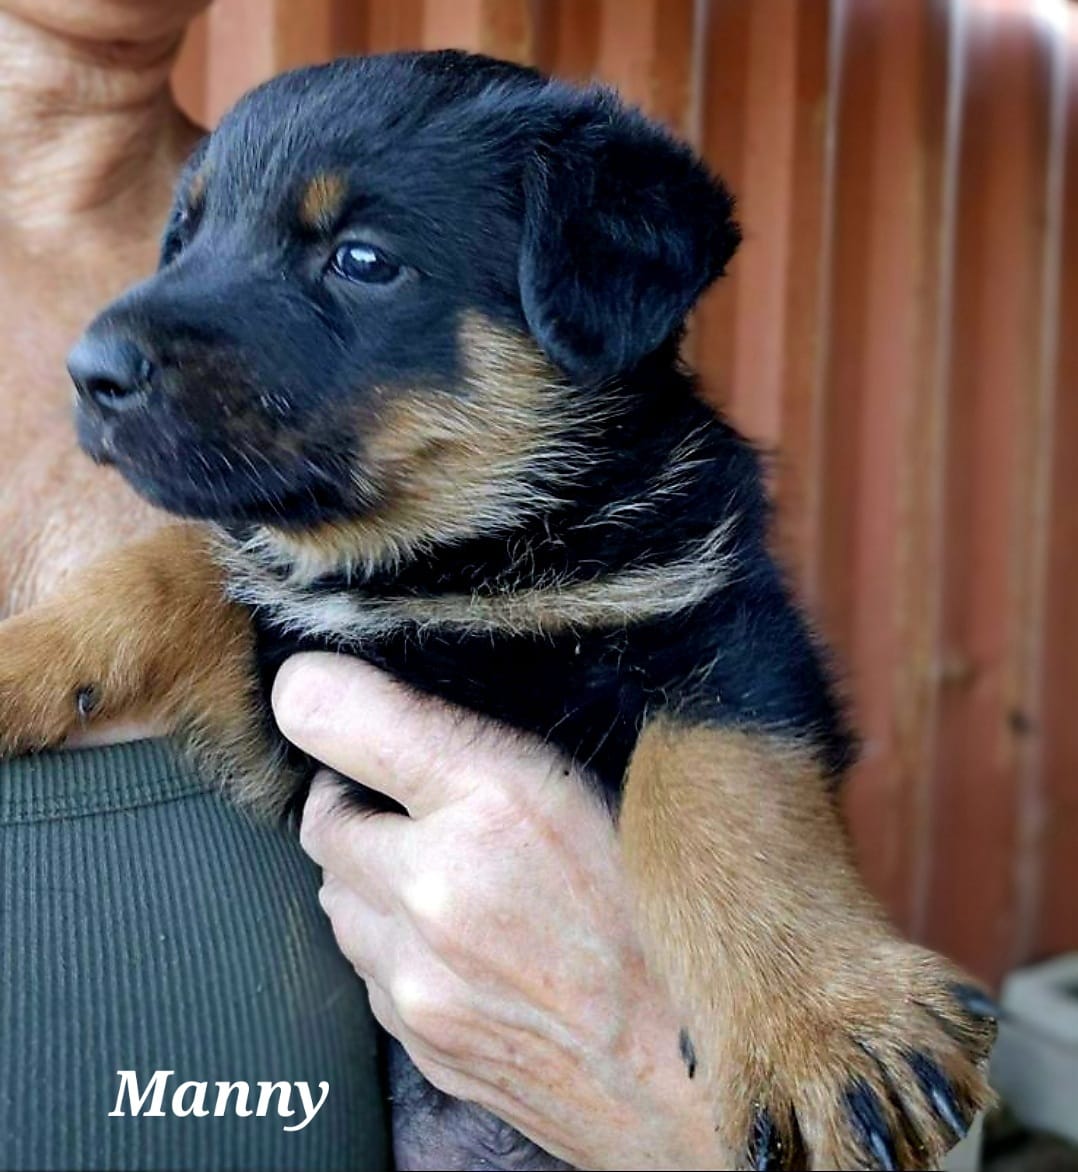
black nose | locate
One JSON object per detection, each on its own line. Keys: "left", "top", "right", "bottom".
{"left": 68, "top": 334, "right": 155, "bottom": 412}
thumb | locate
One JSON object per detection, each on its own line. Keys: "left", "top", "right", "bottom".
{"left": 272, "top": 652, "right": 557, "bottom": 817}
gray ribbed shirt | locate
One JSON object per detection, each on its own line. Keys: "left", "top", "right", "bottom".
{"left": 0, "top": 739, "right": 389, "bottom": 1172}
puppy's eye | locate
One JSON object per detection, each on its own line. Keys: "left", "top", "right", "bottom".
{"left": 330, "top": 242, "right": 402, "bottom": 285}
{"left": 160, "top": 231, "right": 184, "bottom": 267}
{"left": 160, "top": 205, "right": 199, "bottom": 268}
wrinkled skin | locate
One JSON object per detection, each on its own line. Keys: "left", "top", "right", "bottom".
{"left": 0, "top": 3, "right": 202, "bottom": 619}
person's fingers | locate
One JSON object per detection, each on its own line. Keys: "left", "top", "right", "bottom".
{"left": 368, "top": 980, "right": 564, "bottom": 1151}
{"left": 300, "top": 771, "right": 415, "bottom": 899}
{"left": 274, "top": 652, "right": 557, "bottom": 817}
{"left": 365, "top": 981, "right": 484, "bottom": 1105}
{"left": 365, "top": 977, "right": 480, "bottom": 1091}
{"left": 316, "top": 871, "right": 396, "bottom": 981}
{"left": 365, "top": 978, "right": 403, "bottom": 1038}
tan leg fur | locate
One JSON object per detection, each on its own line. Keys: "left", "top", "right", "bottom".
{"left": 0, "top": 523, "right": 289, "bottom": 809}
{"left": 620, "top": 718, "right": 996, "bottom": 1170}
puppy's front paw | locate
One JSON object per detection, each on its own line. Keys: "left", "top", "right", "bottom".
{"left": 0, "top": 610, "right": 98, "bottom": 754}
{"left": 709, "top": 946, "right": 997, "bottom": 1170}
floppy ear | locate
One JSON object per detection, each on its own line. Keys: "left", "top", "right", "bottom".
{"left": 519, "top": 89, "right": 740, "bottom": 384}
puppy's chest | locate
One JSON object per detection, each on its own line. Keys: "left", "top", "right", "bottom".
{"left": 218, "top": 528, "right": 717, "bottom": 795}
{"left": 247, "top": 585, "right": 657, "bottom": 797}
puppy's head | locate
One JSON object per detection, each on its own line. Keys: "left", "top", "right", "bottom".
{"left": 69, "top": 51, "right": 738, "bottom": 571}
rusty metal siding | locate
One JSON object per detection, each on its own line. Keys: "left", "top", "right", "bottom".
{"left": 173, "top": 0, "right": 1078, "bottom": 986}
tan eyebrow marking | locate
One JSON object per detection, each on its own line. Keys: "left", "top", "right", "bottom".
{"left": 299, "top": 172, "right": 347, "bottom": 232}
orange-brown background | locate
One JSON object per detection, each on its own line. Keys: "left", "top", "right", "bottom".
{"left": 173, "top": 0, "right": 1078, "bottom": 988}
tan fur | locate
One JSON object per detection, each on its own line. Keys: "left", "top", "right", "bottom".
{"left": 222, "top": 514, "right": 736, "bottom": 642}
{"left": 620, "top": 719, "right": 996, "bottom": 1170}
{"left": 0, "top": 523, "right": 291, "bottom": 810}
{"left": 298, "top": 171, "right": 346, "bottom": 232}
{"left": 257, "top": 314, "right": 603, "bottom": 584}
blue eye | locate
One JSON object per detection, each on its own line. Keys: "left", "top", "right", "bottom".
{"left": 330, "top": 242, "right": 402, "bottom": 285}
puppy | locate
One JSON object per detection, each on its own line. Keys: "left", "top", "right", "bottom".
{"left": 0, "top": 51, "right": 995, "bottom": 1169}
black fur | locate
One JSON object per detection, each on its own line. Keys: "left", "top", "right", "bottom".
{"left": 250, "top": 383, "right": 852, "bottom": 809}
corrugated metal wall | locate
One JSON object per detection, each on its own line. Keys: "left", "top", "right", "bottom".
{"left": 173, "top": 0, "right": 1078, "bottom": 987}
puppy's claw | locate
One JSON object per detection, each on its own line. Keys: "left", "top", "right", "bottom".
{"left": 678, "top": 1027, "right": 697, "bottom": 1079}
{"left": 747, "top": 1106, "right": 785, "bottom": 1171}
{"left": 845, "top": 1080, "right": 898, "bottom": 1170}
{"left": 908, "top": 1053, "right": 969, "bottom": 1140}
{"left": 951, "top": 982, "right": 1002, "bottom": 1022}
{"left": 75, "top": 684, "right": 99, "bottom": 720}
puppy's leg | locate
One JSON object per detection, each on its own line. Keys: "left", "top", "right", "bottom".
{"left": 0, "top": 523, "right": 291, "bottom": 809}
{"left": 620, "top": 719, "right": 997, "bottom": 1171}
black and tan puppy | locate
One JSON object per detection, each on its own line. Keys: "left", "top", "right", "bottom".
{"left": 0, "top": 52, "right": 994, "bottom": 1169}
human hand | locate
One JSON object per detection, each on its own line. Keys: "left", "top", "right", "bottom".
{"left": 273, "top": 653, "right": 726, "bottom": 1170}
